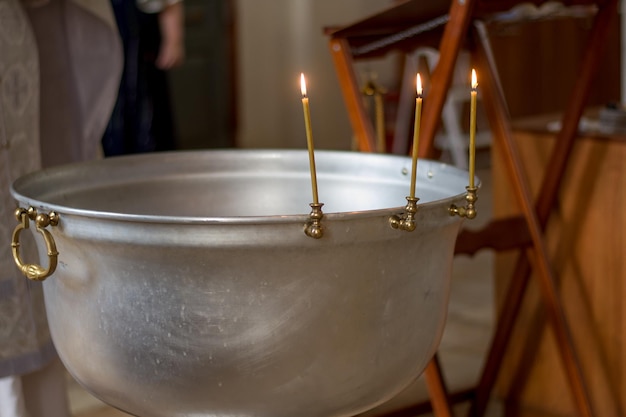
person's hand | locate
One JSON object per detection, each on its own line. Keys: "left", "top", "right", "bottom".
{"left": 155, "top": 2, "right": 185, "bottom": 70}
{"left": 156, "top": 39, "right": 184, "bottom": 69}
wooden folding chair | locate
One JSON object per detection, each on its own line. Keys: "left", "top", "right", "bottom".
{"left": 325, "top": 1, "right": 619, "bottom": 416}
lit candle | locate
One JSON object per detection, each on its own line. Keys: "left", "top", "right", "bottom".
{"left": 409, "top": 73, "right": 423, "bottom": 199}
{"left": 469, "top": 69, "right": 478, "bottom": 189}
{"left": 300, "top": 73, "right": 319, "bottom": 204}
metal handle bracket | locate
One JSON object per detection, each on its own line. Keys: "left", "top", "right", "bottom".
{"left": 12, "top": 207, "right": 59, "bottom": 281}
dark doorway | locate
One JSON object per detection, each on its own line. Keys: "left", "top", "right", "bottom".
{"left": 169, "top": 0, "right": 236, "bottom": 150}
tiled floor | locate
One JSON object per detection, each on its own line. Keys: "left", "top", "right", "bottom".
{"left": 68, "top": 160, "right": 497, "bottom": 417}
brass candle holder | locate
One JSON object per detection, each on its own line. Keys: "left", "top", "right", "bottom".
{"left": 449, "top": 186, "right": 478, "bottom": 219}
{"left": 389, "top": 196, "right": 419, "bottom": 232}
{"left": 305, "top": 202, "right": 324, "bottom": 239}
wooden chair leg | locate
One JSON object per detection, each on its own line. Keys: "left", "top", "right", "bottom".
{"left": 533, "top": 0, "right": 618, "bottom": 222}
{"left": 468, "top": 3, "right": 618, "bottom": 415}
{"left": 328, "top": 2, "right": 616, "bottom": 415}
{"left": 418, "top": 0, "right": 476, "bottom": 159}
{"left": 328, "top": 37, "right": 376, "bottom": 152}
{"left": 469, "top": 6, "right": 617, "bottom": 415}
{"left": 470, "top": 20, "right": 594, "bottom": 417}
{"left": 425, "top": 354, "right": 455, "bottom": 417}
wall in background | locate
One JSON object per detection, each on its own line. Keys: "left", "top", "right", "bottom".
{"left": 169, "top": 0, "right": 236, "bottom": 150}
{"left": 235, "top": 0, "right": 397, "bottom": 150}
{"left": 173, "top": 2, "right": 622, "bottom": 150}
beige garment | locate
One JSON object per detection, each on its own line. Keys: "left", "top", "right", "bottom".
{"left": 0, "top": 0, "right": 122, "bottom": 416}
{"left": 27, "top": 0, "right": 123, "bottom": 167}
{"left": 1, "top": 0, "right": 122, "bottom": 378}
{"left": 0, "top": 376, "right": 27, "bottom": 417}
{"left": 0, "top": 358, "right": 69, "bottom": 417}
{"left": 0, "top": 1, "right": 64, "bottom": 416}
{"left": 0, "top": 0, "right": 49, "bottom": 378}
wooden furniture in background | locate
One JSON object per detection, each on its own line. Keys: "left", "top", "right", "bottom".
{"left": 492, "top": 116, "right": 626, "bottom": 417}
{"left": 326, "top": 1, "right": 619, "bottom": 416}
{"left": 489, "top": 17, "right": 620, "bottom": 119}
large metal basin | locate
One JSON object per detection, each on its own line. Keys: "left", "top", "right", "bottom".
{"left": 11, "top": 149, "right": 471, "bottom": 417}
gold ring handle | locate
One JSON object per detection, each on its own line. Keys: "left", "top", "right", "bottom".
{"left": 11, "top": 207, "right": 59, "bottom": 281}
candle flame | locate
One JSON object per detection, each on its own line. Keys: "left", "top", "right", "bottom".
{"left": 300, "top": 73, "right": 307, "bottom": 98}
{"left": 416, "top": 73, "right": 422, "bottom": 96}
{"left": 471, "top": 69, "right": 478, "bottom": 89}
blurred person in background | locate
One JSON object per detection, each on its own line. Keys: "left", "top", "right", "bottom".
{"left": 0, "top": 1, "right": 122, "bottom": 416}
{"left": 102, "top": 0, "right": 185, "bottom": 156}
